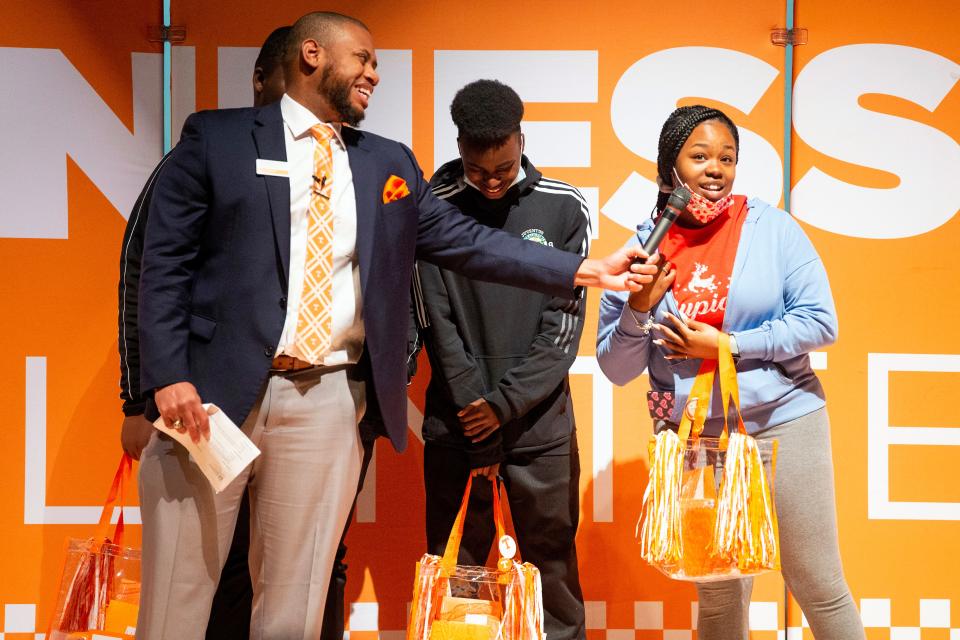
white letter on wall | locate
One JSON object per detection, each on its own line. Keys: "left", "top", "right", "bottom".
{"left": 570, "top": 356, "right": 615, "bottom": 523}
{"left": 0, "top": 48, "right": 162, "bottom": 237}
{"left": 867, "top": 353, "right": 960, "bottom": 520}
{"left": 792, "top": 45, "right": 960, "bottom": 239}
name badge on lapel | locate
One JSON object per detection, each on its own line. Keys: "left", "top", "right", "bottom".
{"left": 256, "top": 159, "right": 289, "bottom": 178}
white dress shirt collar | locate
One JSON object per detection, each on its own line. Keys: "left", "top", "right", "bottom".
{"left": 280, "top": 93, "right": 345, "bottom": 150}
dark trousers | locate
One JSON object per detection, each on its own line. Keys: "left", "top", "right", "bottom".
{"left": 423, "top": 433, "right": 586, "bottom": 640}
{"left": 205, "top": 431, "right": 378, "bottom": 640}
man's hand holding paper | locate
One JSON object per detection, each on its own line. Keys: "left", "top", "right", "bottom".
{"left": 153, "top": 404, "right": 261, "bottom": 493}
{"left": 155, "top": 380, "right": 210, "bottom": 443}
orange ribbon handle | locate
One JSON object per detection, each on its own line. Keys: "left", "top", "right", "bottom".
{"left": 717, "top": 333, "right": 748, "bottom": 448}
{"left": 94, "top": 454, "right": 133, "bottom": 548}
{"left": 439, "top": 476, "right": 513, "bottom": 576}
{"left": 677, "top": 359, "right": 717, "bottom": 444}
{"left": 675, "top": 334, "right": 746, "bottom": 447}
{"left": 491, "top": 477, "right": 521, "bottom": 564}
{"left": 491, "top": 479, "right": 506, "bottom": 541}
{"left": 440, "top": 476, "right": 473, "bottom": 575}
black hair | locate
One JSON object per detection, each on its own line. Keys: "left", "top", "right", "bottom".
{"left": 450, "top": 79, "right": 524, "bottom": 150}
{"left": 286, "top": 11, "right": 369, "bottom": 62}
{"left": 255, "top": 26, "right": 292, "bottom": 76}
{"left": 655, "top": 105, "right": 739, "bottom": 212}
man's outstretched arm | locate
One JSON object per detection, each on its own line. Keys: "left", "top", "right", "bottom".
{"left": 402, "top": 143, "right": 659, "bottom": 296}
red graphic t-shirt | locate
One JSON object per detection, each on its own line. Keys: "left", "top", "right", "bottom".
{"left": 657, "top": 196, "right": 748, "bottom": 329}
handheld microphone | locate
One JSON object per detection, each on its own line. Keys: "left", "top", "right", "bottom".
{"left": 641, "top": 186, "right": 692, "bottom": 255}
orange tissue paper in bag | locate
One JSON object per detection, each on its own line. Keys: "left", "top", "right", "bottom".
{"left": 679, "top": 465, "right": 723, "bottom": 578}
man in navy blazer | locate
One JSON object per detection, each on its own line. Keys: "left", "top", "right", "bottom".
{"left": 136, "top": 11, "right": 655, "bottom": 640}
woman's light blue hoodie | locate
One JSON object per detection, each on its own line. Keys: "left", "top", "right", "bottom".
{"left": 596, "top": 198, "right": 838, "bottom": 434}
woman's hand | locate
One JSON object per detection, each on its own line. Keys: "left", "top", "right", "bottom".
{"left": 653, "top": 312, "right": 722, "bottom": 361}
{"left": 627, "top": 256, "right": 675, "bottom": 313}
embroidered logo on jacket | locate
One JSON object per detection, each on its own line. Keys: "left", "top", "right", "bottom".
{"left": 521, "top": 228, "right": 553, "bottom": 246}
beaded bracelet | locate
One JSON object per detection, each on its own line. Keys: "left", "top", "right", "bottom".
{"left": 628, "top": 307, "right": 656, "bottom": 335}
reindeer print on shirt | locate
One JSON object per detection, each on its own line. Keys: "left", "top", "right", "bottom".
{"left": 677, "top": 261, "right": 729, "bottom": 322}
{"left": 686, "top": 263, "right": 718, "bottom": 295}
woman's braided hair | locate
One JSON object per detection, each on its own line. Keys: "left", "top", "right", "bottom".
{"left": 655, "top": 105, "right": 740, "bottom": 212}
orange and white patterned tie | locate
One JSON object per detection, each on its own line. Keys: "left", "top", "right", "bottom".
{"left": 294, "top": 123, "right": 336, "bottom": 363}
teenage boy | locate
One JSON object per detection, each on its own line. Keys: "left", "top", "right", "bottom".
{"left": 415, "top": 79, "right": 588, "bottom": 640}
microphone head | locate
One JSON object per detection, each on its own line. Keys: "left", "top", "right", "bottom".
{"left": 666, "top": 186, "right": 693, "bottom": 212}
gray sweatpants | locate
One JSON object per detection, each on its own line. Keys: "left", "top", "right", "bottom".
{"left": 691, "top": 407, "right": 866, "bottom": 640}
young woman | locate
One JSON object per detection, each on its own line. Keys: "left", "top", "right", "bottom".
{"left": 596, "top": 105, "right": 865, "bottom": 639}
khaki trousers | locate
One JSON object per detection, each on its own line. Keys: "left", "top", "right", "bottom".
{"left": 137, "top": 367, "right": 365, "bottom": 640}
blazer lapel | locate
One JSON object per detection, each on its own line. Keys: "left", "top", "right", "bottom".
{"left": 344, "top": 127, "right": 377, "bottom": 297}
{"left": 253, "top": 102, "right": 291, "bottom": 285}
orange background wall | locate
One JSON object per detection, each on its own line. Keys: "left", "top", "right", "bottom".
{"left": 1, "top": 1, "right": 958, "bottom": 638}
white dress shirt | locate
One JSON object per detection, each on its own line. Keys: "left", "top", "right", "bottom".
{"left": 275, "top": 94, "right": 364, "bottom": 366}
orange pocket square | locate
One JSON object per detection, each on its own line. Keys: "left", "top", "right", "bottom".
{"left": 383, "top": 175, "right": 411, "bottom": 204}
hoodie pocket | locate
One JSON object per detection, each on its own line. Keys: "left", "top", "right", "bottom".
{"left": 735, "top": 360, "right": 795, "bottom": 408}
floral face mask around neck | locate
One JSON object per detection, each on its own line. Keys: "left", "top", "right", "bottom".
{"left": 671, "top": 168, "right": 734, "bottom": 224}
